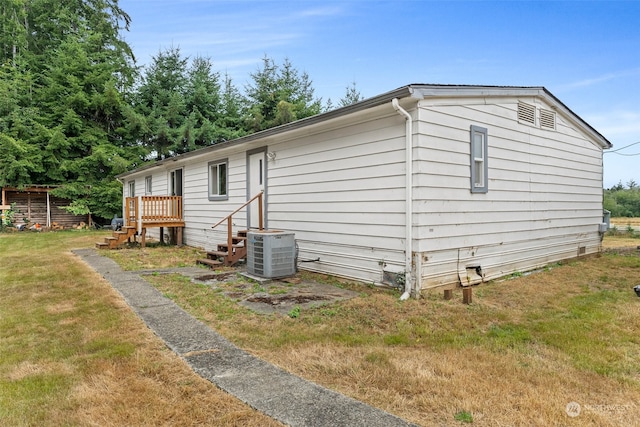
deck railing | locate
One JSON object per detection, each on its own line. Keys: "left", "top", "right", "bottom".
{"left": 125, "top": 196, "right": 183, "bottom": 232}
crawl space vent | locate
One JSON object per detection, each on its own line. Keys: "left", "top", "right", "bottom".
{"left": 539, "top": 109, "right": 556, "bottom": 130}
{"left": 517, "top": 102, "right": 536, "bottom": 125}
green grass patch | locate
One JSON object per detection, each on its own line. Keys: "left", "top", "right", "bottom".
{"left": 454, "top": 410, "right": 473, "bottom": 423}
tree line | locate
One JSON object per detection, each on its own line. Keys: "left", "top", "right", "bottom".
{"left": 604, "top": 180, "right": 640, "bottom": 217}
{"left": 0, "top": 0, "right": 363, "bottom": 221}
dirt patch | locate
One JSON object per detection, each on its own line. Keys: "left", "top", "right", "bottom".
{"left": 192, "top": 271, "right": 360, "bottom": 315}
{"left": 194, "top": 272, "right": 235, "bottom": 282}
{"left": 247, "top": 294, "right": 329, "bottom": 305}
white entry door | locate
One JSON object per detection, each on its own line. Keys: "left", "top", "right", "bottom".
{"left": 247, "top": 150, "right": 266, "bottom": 229}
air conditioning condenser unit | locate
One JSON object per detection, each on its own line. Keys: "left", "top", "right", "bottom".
{"left": 246, "top": 230, "right": 296, "bottom": 279}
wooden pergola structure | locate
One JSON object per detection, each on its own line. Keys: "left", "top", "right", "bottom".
{"left": 1, "top": 186, "right": 89, "bottom": 228}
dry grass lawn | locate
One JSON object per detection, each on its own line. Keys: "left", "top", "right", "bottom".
{"left": 611, "top": 217, "right": 640, "bottom": 227}
{"left": 138, "top": 234, "right": 640, "bottom": 426}
{"left": 3, "top": 230, "right": 640, "bottom": 426}
{"left": 0, "top": 230, "right": 282, "bottom": 427}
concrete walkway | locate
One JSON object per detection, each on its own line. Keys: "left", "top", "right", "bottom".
{"left": 74, "top": 249, "right": 418, "bottom": 427}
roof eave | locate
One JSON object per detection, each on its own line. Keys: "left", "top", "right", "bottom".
{"left": 117, "top": 85, "right": 416, "bottom": 179}
{"left": 118, "top": 84, "right": 612, "bottom": 178}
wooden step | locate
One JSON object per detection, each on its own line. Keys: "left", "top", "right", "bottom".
{"left": 96, "top": 242, "right": 109, "bottom": 249}
{"left": 196, "top": 258, "right": 223, "bottom": 268}
{"left": 207, "top": 250, "right": 228, "bottom": 258}
{"left": 217, "top": 243, "right": 244, "bottom": 250}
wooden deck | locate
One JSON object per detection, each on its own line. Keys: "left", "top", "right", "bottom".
{"left": 125, "top": 195, "right": 184, "bottom": 228}
{"left": 97, "top": 196, "right": 185, "bottom": 249}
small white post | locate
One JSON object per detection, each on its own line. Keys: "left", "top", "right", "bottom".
{"left": 46, "top": 191, "right": 51, "bottom": 228}
{"left": 137, "top": 195, "right": 143, "bottom": 235}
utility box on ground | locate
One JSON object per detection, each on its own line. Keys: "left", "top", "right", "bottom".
{"left": 247, "top": 230, "right": 296, "bottom": 279}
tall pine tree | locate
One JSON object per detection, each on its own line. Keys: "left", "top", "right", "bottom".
{"left": 244, "top": 56, "right": 322, "bottom": 132}
{"left": 0, "top": 0, "right": 138, "bottom": 220}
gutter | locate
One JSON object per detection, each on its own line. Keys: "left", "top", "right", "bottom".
{"left": 116, "top": 86, "right": 415, "bottom": 180}
{"left": 117, "top": 84, "right": 611, "bottom": 180}
{"left": 392, "top": 98, "right": 415, "bottom": 300}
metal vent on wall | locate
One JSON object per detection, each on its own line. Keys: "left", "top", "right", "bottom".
{"left": 539, "top": 109, "right": 556, "bottom": 130}
{"left": 517, "top": 102, "right": 536, "bottom": 125}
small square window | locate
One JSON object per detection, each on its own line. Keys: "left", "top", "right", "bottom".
{"left": 470, "top": 125, "right": 488, "bottom": 193}
{"left": 145, "top": 176, "right": 152, "bottom": 195}
{"left": 208, "top": 159, "right": 228, "bottom": 201}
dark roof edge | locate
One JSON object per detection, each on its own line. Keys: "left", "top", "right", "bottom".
{"left": 540, "top": 87, "right": 612, "bottom": 149}
{"left": 118, "top": 84, "right": 611, "bottom": 178}
{"left": 117, "top": 85, "right": 414, "bottom": 178}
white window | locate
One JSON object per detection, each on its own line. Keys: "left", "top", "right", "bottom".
{"left": 470, "top": 125, "right": 488, "bottom": 193}
{"left": 128, "top": 180, "right": 135, "bottom": 197}
{"left": 145, "top": 176, "right": 152, "bottom": 195}
{"left": 208, "top": 159, "right": 228, "bottom": 200}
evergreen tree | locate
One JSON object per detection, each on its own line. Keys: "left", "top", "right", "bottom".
{"left": 0, "top": 0, "right": 29, "bottom": 65}
{"left": 183, "top": 56, "right": 221, "bottom": 148}
{"left": 0, "top": 60, "right": 44, "bottom": 187}
{"left": 217, "top": 72, "right": 247, "bottom": 141}
{"left": 244, "top": 56, "right": 322, "bottom": 131}
{"left": 135, "top": 46, "right": 189, "bottom": 159}
{"left": 339, "top": 81, "right": 364, "bottom": 107}
{"left": 0, "top": 0, "right": 137, "bottom": 220}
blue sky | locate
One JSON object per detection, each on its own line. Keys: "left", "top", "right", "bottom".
{"left": 119, "top": 0, "right": 639, "bottom": 188}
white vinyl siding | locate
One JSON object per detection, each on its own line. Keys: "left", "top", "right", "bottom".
{"left": 265, "top": 112, "right": 407, "bottom": 281}
{"left": 118, "top": 89, "right": 606, "bottom": 292}
{"left": 414, "top": 97, "right": 604, "bottom": 289}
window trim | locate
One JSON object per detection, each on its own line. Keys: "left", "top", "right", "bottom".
{"left": 128, "top": 180, "right": 135, "bottom": 197}
{"left": 144, "top": 176, "right": 152, "bottom": 195}
{"left": 208, "top": 159, "right": 229, "bottom": 201}
{"left": 470, "top": 125, "right": 488, "bottom": 193}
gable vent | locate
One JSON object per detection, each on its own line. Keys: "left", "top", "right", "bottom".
{"left": 539, "top": 109, "right": 556, "bottom": 130}
{"left": 517, "top": 102, "right": 536, "bottom": 125}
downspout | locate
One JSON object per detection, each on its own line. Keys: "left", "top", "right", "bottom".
{"left": 392, "top": 98, "right": 415, "bottom": 300}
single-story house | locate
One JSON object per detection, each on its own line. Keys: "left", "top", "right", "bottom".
{"left": 116, "top": 84, "right": 611, "bottom": 297}
{"left": 1, "top": 186, "right": 90, "bottom": 229}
